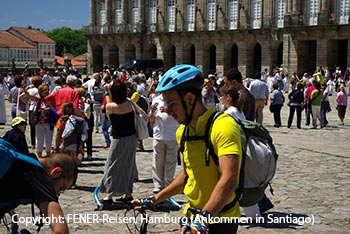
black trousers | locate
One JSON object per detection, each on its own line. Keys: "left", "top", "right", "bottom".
{"left": 288, "top": 105, "right": 303, "bottom": 128}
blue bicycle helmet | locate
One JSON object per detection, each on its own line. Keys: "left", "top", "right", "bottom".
{"left": 156, "top": 64, "right": 203, "bottom": 92}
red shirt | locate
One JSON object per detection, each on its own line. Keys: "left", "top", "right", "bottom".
{"left": 305, "top": 86, "right": 315, "bottom": 103}
{"left": 45, "top": 86, "right": 79, "bottom": 116}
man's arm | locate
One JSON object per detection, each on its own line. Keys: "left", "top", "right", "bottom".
{"left": 201, "top": 154, "right": 239, "bottom": 216}
{"left": 39, "top": 201, "right": 69, "bottom": 234}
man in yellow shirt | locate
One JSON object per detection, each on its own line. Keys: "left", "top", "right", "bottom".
{"left": 133, "top": 65, "right": 242, "bottom": 234}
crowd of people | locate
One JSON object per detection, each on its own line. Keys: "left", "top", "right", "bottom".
{"left": 0, "top": 63, "right": 349, "bottom": 234}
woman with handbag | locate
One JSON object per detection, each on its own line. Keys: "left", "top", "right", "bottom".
{"left": 8, "top": 74, "right": 28, "bottom": 119}
{"left": 99, "top": 80, "right": 148, "bottom": 203}
{"left": 33, "top": 84, "right": 54, "bottom": 158}
{"left": 287, "top": 82, "right": 305, "bottom": 129}
{"left": 26, "top": 76, "right": 43, "bottom": 149}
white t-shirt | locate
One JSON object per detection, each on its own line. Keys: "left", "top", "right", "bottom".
{"left": 152, "top": 94, "right": 179, "bottom": 141}
{"left": 27, "top": 87, "right": 40, "bottom": 111}
{"left": 225, "top": 106, "right": 246, "bottom": 121}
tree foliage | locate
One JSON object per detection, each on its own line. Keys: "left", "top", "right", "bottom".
{"left": 43, "top": 27, "right": 87, "bottom": 57}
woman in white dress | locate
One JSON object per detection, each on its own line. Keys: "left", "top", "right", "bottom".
{"left": 0, "top": 74, "right": 10, "bottom": 124}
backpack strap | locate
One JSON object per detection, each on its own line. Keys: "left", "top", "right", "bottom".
{"left": 204, "top": 111, "right": 223, "bottom": 166}
{"left": 205, "top": 114, "right": 246, "bottom": 213}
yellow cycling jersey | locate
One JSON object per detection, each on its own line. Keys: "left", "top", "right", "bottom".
{"left": 176, "top": 109, "right": 242, "bottom": 218}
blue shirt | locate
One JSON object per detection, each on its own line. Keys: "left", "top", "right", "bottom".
{"left": 271, "top": 89, "right": 285, "bottom": 105}
{"left": 249, "top": 79, "right": 269, "bottom": 100}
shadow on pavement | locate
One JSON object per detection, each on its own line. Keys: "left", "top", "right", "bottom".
{"left": 78, "top": 169, "right": 104, "bottom": 174}
{"left": 71, "top": 185, "right": 96, "bottom": 192}
{"left": 135, "top": 178, "right": 153, "bottom": 184}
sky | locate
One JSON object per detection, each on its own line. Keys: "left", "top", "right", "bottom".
{"left": 0, "top": 0, "right": 89, "bottom": 31}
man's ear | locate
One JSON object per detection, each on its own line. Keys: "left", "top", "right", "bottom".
{"left": 49, "top": 167, "right": 63, "bottom": 179}
{"left": 184, "top": 92, "right": 196, "bottom": 106}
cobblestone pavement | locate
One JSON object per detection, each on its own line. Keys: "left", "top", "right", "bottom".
{"left": 0, "top": 94, "right": 349, "bottom": 234}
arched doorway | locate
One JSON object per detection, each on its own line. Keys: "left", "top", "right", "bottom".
{"left": 209, "top": 44, "right": 216, "bottom": 74}
{"left": 277, "top": 43, "right": 283, "bottom": 67}
{"left": 93, "top": 45, "right": 103, "bottom": 72}
{"left": 125, "top": 44, "right": 136, "bottom": 60}
{"left": 190, "top": 45, "right": 196, "bottom": 66}
{"left": 144, "top": 44, "right": 157, "bottom": 58}
{"left": 164, "top": 45, "right": 176, "bottom": 70}
{"left": 231, "top": 44, "right": 238, "bottom": 69}
{"left": 109, "top": 45, "right": 119, "bottom": 69}
{"left": 253, "top": 43, "right": 262, "bottom": 75}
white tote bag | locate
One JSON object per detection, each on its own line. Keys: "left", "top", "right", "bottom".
{"left": 129, "top": 101, "right": 149, "bottom": 140}
{"left": 16, "top": 88, "right": 27, "bottom": 119}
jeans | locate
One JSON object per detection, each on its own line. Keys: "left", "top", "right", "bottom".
{"left": 321, "top": 101, "right": 330, "bottom": 127}
{"left": 93, "top": 104, "right": 102, "bottom": 132}
{"left": 102, "top": 114, "right": 111, "bottom": 145}
{"left": 305, "top": 103, "right": 314, "bottom": 126}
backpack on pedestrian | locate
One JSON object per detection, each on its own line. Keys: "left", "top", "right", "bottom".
{"left": 92, "top": 86, "right": 104, "bottom": 104}
{"left": 179, "top": 112, "right": 278, "bottom": 208}
{"left": 61, "top": 115, "right": 87, "bottom": 151}
{"left": 0, "top": 138, "right": 44, "bottom": 219}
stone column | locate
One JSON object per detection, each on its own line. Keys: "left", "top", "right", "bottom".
{"left": 237, "top": 41, "right": 247, "bottom": 78}
{"left": 105, "top": 0, "right": 111, "bottom": 25}
{"left": 283, "top": 33, "right": 297, "bottom": 74}
{"left": 287, "top": 0, "right": 292, "bottom": 13}
{"left": 90, "top": 0, "right": 97, "bottom": 25}
{"left": 316, "top": 39, "right": 327, "bottom": 68}
{"left": 321, "top": 0, "right": 329, "bottom": 11}
{"left": 318, "top": 0, "right": 329, "bottom": 24}
{"left": 292, "top": 0, "right": 299, "bottom": 12}
{"left": 216, "top": 40, "right": 224, "bottom": 76}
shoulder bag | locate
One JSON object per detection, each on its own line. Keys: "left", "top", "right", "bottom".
{"left": 129, "top": 101, "right": 149, "bottom": 140}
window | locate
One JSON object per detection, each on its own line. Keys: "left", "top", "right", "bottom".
{"left": 338, "top": 0, "right": 350, "bottom": 24}
{"left": 251, "top": 0, "right": 261, "bottom": 29}
{"left": 309, "top": 0, "right": 319, "bottom": 26}
{"left": 132, "top": 0, "right": 139, "bottom": 31}
{"left": 168, "top": 0, "right": 175, "bottom": 32}
{"left": 115, "top": 0, "right": 122, "bottom": 26}
{"left": 207, "top": 0, "right": 216, "bottom": 30}
{"left": 228, "top": 0, "right": 239, "bottom": 30}
{"left": 149, "top": 0, "right": 157, "bottom": 25}
{"left": 187, "top": 0, "right": 195, "bottom": 31}
{"left": 276, "top": 0, "right": 286, "bottom": 28}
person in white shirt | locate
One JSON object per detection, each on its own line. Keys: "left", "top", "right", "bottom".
{"left": 149, "top": 94, "right": 179, "bottom": 193}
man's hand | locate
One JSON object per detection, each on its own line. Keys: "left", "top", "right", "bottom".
{"left": 180, "top": 219, "right": 209, "bottom": 234}
{"left": 131, "top": 197, "right": 156, "bottom": 211}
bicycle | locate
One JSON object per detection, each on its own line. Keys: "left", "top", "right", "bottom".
{"left": 93, "top": 186, "right": 181, "bottom": 234}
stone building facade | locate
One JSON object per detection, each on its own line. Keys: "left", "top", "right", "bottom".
{"left": 84, "top": 0, "right": 350, "bottom": 77}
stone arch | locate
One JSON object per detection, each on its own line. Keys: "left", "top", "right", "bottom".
{"left": 93, "top": 45, "right": 103, "bottom": 72}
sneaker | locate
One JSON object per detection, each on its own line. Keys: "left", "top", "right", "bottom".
{"left": 87, "top": 154, "right": 92, "bottom": 159}
{"left": 103, "top": 144, "right": 110, "bottom": 149}
{"left": 152, "top": 188, "right": 161, "bottom": 193}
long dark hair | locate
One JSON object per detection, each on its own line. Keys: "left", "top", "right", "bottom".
{"left": 110, "top": 80, "right": 127, "bottom": 104}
